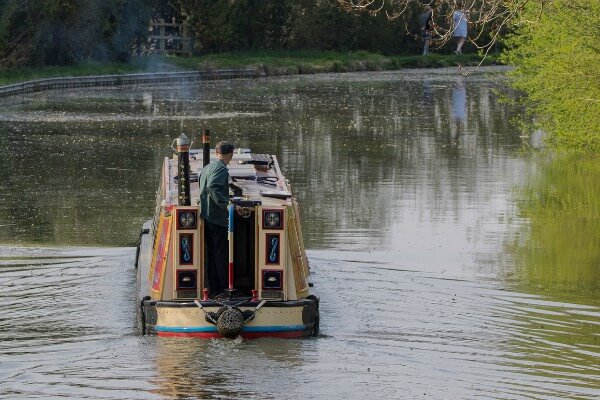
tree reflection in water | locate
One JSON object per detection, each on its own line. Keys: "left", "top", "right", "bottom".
{"left": 498, "top": 154, "right": 600, "bottom": 395}
{"left": 509, "top": 154, "right": 600, "bottom": 303}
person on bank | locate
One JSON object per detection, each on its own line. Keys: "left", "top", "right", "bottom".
{"left": 199, "top": 141, "right": 235, "bottom": 297}
{"left": 452, "top": 1, "right": 468, "bottom": 54}
{"left": 419, "top": 4, "right": 434, "bottom": 55}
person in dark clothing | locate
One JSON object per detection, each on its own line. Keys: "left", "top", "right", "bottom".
{"left": 198, "top": 141, "right": 235, "bottom": 297}
{"left": 419, "top": 5, "right": 434, "bottom": 55}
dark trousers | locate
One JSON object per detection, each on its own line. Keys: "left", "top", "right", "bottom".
{"left": 204, "top": 221, "right": 228, "bottom": 296}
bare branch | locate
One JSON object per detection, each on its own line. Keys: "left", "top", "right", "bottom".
{"left": 335, "top": 0, "right": 546, "bottom": 55}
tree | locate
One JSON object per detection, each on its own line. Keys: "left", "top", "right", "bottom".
{"left": 0, "top": 0, "right": 41, "bottom": 68}
{"left": 501, "top": 0, "right": 600, "bottom": 154}
{"left": 0, "top": 0, "right": 154, "bottom": 68}
{"left": 334, "top": 0, "right": 541, "bottom": 55}
{"left": 176, "top": 0, "right": 411, "bottom": 54}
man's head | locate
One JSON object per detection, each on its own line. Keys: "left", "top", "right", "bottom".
{"left": 215, "top": 141, "right": 235, "bottom": 164}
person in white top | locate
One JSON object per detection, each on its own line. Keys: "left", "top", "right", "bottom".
{"left": 452, "top": 2, "right": 468, "bottom": 54}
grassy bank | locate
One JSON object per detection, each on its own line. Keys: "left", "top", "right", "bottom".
{"left": 170, "top": 50, "right": 500, "bottom": 75}
{"left": 0, "top": 58, "right": 181, "bottom": 86}
{"left": 0, "top": 51, "right": 501, "bottom": 86}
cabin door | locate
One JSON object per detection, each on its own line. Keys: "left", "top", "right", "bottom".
{"left": 232, "top": 209, "right": 256, "bottom": 295}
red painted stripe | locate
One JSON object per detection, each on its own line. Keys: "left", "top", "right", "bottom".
{"left": 228, "top": 262, "right": 234, "bottom": 290}
{"left": 157, "top": 330, "right": 309, "bottom": 339}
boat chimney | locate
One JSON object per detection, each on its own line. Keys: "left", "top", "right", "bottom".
{"left": 202, "top": 128, "right": 211, "bottom": 167}
{"left": 176, "top": 133, "right": 191, "bottom": 206}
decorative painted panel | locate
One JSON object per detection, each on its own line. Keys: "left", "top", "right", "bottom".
{"left": 151, "top": 206, "right": 173, "bottom": 293}
{"left": 262, "top": 269, "right": 283, "bottom": 290}
{"left": 176, "top": 270, "right": 197, "bottom": 290}
{"left": 262, "top": 209, "right": 284, "bottom": 230}
{"left": 265, "top": 233, "right": 280, "bottom": 265}
{"left": 178, "top": 233, "right": 194, "bottom": 265}
{"left": 176, "top": 208, "right": 197, "bottom": 230}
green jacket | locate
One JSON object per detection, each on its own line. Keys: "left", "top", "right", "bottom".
{"left": 199, "top": 159, "right": 230, "bottom": 227}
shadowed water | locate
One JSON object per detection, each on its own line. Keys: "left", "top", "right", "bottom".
{"left": 0, "top": 68, "right": 598, "bottom": 399}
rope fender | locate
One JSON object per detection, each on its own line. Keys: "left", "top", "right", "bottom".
{"left": 194, "top": 299, "right": 266, "bottom": 338}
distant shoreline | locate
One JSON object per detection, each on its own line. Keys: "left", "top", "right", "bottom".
{"left": 174, "top": 50, "right": 501, "bottom": 76}
{"left": 0, "top": 70, "right": 255, "bottom": 99}
{"left": 0, "top": 51, "right": 502, "bottom": 87}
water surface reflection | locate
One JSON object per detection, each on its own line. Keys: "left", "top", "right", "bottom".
{"left": 0, "top": 68, "right": 598, "bottom": 399}
{"left": 0, "top": 68, "right": 519, "bottom": 251}
{"left": 507, "top": 154, "right": 600, "bottom": 301}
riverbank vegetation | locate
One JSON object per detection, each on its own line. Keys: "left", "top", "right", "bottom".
{"left": 502, "top": 1, "right": 600, "bottom": 155}
{"left": 0, "top": 60, "right": 158, "bottom": 86}
{"left": 0, "top": 0, "right": 152, "bottom": 69}
{"left": 170, "top": 50, "right": 496, "bottom": 75}
{"left": 0, "top": 51, "right": 496, "bottom": 86}
{"left": 0, "top": 0, "right": 494, "bottom": 70}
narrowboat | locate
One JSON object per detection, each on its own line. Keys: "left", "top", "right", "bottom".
{"left": 135, "top": 131, "right": 319, "bottom": 339}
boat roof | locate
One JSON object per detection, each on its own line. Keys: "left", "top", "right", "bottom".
{"left": 163, "top": 148, "right": 293, "bottom": 208}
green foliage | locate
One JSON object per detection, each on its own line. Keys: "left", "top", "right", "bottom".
{"left": 502, "top": 0, "right": 600, "bottom": 154}
{"left": 0, "top": 0, "right": 155, "bottom": 68}
{"left": 176, "top": 0, "right": 421, "bottom": 54}
{"left": 0, "top": 0, "right": 493, "bottom": 69}
{"left": 175, "top": 0, "right": 300, "bottom": 52}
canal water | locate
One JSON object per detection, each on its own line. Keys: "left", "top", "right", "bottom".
{"left": 0, "top": 68, "right": 598, "bottom": 399}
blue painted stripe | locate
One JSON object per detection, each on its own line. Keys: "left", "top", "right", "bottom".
{"left": 155, "top": 325, "right": 217, "bottom": 333}
{"left": 241, "top": 324, "right": 306, "bottom": 333}
{"left": 155, "top": 324, "right": 307, "bottom": 333}
{"left": 228, "top": 204, "right": 234, "bottom": 232}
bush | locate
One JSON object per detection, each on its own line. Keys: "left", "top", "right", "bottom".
{"left": 502, "top": 1, "right": 600, "bottom": 155}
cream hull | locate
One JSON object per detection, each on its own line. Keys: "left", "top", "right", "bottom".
{"left": 140, "top": 299, "right": 318, "bottom": 338}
